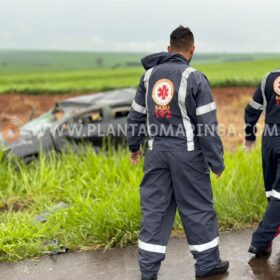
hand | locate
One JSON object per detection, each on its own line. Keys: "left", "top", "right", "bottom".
{"left": 213, "top": 171, "right": 223, "bottom": 178}
{"left": 129, "top": 150, "right": 143, "bottom": 165}
{"left": 244, "top": 140, "right": 255, "bottom": 152}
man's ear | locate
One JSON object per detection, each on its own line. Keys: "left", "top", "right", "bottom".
{"left": 167, "top": 46, "right": 172, "bottom": 53}
{"left": 191, "top": 45, "right": 196, "bottom": 55}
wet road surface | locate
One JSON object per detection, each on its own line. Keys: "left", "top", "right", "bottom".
{"left": 1, "top": 229, "right": 280, "bottom": 280}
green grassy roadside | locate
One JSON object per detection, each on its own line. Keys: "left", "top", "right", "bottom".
{"left": 0, "top": 145, "right": 265, "bottom": 262}
{"left": 0, "top": 59, "right": 279, "bottom": 94}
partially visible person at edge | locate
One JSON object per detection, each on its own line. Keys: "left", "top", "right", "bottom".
{"left": 126, "top": 25, "right": 229, "bottom": 279}
{"left": 245, "top": 67, "right": 280, "bottom": 257}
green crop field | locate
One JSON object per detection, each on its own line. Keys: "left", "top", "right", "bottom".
{"left": 0, "top": 50, "right": 145, "bottom": 73}
{"left": 0, "top": 50, "right": 277, "bottom": 73}
{"left": 0, "top": 50, "right": 279, "bottom": 94}
{"left": 0, "top": 145, "right": 266, "bottom": 262}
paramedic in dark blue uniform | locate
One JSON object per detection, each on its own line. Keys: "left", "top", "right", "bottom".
{"left": 127, "top": 26, "right": 229, "bottom": 279}
{"left": 245, "top": 68, "right": 280, "bottom": 257}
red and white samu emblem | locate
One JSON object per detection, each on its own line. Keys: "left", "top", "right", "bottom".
{"left": 274, "top": 77, "right": 280, "bottom": 95}
{"left": 152, "top": 79, "right": 174, "bottom": 106}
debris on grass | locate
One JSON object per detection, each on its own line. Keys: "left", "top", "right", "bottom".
{"left": 34, "top": 202, "right": 69, "bottom": 224}
{"left": 42, "top": 239, "right": 68, "bottom": 256}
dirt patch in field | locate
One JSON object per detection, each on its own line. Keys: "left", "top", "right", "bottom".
{"left": 0, "top": 94, "right": 75, "bottom": 124}
{"left": 214, "top": 87, "right": 259, "bottom": 150}
{"left": 0, "top": 87, "right": 257, "bottom": 151}
{"left": 0, "top": 197, "right": 34, "bottom": 212}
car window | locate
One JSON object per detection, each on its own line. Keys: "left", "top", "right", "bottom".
{"left": 23, "top": 111, "right": 56, "bottom": 129}
{"left": 22, "top": 111, "right": 57, "bottom": 136}
{"left": 76, "top": 109, "right": 103, "bottom": 125}
{"left": 112, "top": 106, "right": 130, "bottom": 118}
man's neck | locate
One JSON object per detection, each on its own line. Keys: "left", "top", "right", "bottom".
{"left": 173, "top": 51, "right": 192, "bottom": 62}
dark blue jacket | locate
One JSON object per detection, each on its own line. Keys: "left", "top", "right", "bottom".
{"left": 127, "top": 52, "right": 224, "bottom": 173}
{"left": 245, "top": 69, "right": 280, "bottom": 140}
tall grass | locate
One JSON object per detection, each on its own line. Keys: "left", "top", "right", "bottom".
{"left": 0, "top": 146, "right": 265, "bottom": 262}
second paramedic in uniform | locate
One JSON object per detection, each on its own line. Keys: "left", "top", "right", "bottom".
{"left": 127, "top": 26, "right": 229, "bottom": 279}
{"left": 245, "top": 68, "right": 280, "bottom": 257}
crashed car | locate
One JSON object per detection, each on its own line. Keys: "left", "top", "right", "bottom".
{"left": 0, "top": 89, "right": 135, "bottom": 163}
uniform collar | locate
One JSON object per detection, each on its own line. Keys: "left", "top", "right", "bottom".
{"left": 141, "top": 52, "right": 189, "bottom": 70}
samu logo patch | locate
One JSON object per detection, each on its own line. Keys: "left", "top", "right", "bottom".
{"left": 152, "top": 79, "right": 174, "bottom": 106}
{"left": 273, "top": 76, "right": 280, "bottom": 95}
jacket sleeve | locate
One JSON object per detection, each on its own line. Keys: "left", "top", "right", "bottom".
{"left": 190, "top": 72, "right": 225, "bottom": 174}
{"left": 126, "top": 75, "right": 147, "bottom": 152}
{"left": 244, "top": 84, "right": 264, "bottom": 141}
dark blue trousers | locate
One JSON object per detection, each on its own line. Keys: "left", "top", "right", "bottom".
{"left": 138, "top": 150, "right": 220, "bottom": 278}
{"left": 252, "top": 136, "right": 280, "bottom": 249}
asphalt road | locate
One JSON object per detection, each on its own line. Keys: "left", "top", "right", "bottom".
{"left": 1, "top": 229, "right": 280, "bottom": 280}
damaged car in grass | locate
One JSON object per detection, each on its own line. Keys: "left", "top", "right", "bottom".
{"left": 0, "top": 89, "right": 135, "bottom": 163}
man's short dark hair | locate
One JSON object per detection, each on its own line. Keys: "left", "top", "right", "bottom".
{"left": 170, "top": 25, "right": 194, "bottom": 51}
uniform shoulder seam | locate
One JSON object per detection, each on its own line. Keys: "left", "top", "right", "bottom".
{"left": 144, "top": 68, "right": 153, "bottom": 81}
{"left": 182, "top": 66, "right": 197, "bottom": 79}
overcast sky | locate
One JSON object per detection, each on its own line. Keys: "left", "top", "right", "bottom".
{"left": 0, "top": 0, "right": 279, "bottom": 53}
